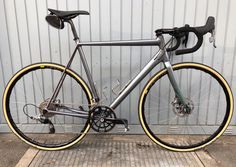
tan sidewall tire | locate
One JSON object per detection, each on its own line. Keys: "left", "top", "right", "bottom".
{"left": 3, "top": 63, "right": 93, "bottom": 151}
{"left": 139, "top": 63, "right": 234, "bottom": 152}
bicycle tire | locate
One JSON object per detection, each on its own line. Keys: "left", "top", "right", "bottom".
{"left": 3, "top": 62, "right": 93, "bottom": 150}
{"left": 139, "top": 62, "right": 233, "bottom": 151}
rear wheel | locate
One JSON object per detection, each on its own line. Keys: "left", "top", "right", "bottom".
{"left": 139, "top": 63, "right": 233, "bottom": 151}
{"left": 3, "top": 63, "right": 93, "bottom": 150}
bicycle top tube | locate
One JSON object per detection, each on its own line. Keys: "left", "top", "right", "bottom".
{"left": 77, "top": 39, "right": 162, "bottom": 46}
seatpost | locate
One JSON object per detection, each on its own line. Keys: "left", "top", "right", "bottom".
{"left": 67, "top": 20, "right": 79, "bottom": 41}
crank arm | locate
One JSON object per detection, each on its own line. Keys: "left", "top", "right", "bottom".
{"left": 105, "top": 118, "right": 129, "bottom": 131}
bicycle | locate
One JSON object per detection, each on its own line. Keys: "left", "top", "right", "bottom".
{"left": 2, "top": 8, "right": 234, "bottom": 152}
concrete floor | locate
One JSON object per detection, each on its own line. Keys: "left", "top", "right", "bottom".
{"left": 1, "top": 134, "right": 236, "bottom": 167}
{"left": 0, "top": 134, "right": 29, "bottom": 167}
{"left": 206, "top": 136, "right": 236, "bottom": 166}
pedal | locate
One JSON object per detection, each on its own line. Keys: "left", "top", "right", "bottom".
{"left": 116, "top": 125, "right": 129, "bottom": 133}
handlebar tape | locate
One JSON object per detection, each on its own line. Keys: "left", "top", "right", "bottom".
{"left": 155, "top": 16, "right": 215, "bottom": 55}
{"left": 175, "top": 27, "right": 203, "bottom": 55}
{"left": 175, "top": 17, "right": 215, "bottom": 55}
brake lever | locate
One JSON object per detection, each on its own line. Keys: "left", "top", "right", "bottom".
{"left": 182, "top": 32, "right": 189, "bottom": 47}
{"left": 182, "top": 24, "right": 190, "bottom": 47}
{"left": 209, "top": 29, "right": 216, "bottom": 48}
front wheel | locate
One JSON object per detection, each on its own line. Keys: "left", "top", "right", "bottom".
{"left": 3, "top": 63, "right": 93, "bottom": 150}
{"left": 139, "top": 63, "right": 233, "bottom": 151}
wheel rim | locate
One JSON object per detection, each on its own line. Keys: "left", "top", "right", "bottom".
{"left": 3, "top": 63, "right": 92, "bottom": 150}
{"left": 139, "top": 63, "right": 233, "bottom": 151}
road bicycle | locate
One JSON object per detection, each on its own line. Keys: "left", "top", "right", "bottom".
{"left": 2, "top": 8, "right": 234, "bottom": 152}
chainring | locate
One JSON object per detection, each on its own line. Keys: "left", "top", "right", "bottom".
{"left": 90, "top": 106, "right": 116, "bottom": 133}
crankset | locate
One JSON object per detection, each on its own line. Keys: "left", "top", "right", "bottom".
{"left": 90, "top": 106, "right": 129, "bottom": 133}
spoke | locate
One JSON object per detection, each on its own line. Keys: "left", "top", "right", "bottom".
{"left": 55, "top": 115, "right": 66, "bottom": 133}
{"left": 187, "top": 69, "right": 190, "bottom": 98}
{"left": 194, "top": 106, "right": 218, "bottom": 110}
{"left": 158, "top": 115, "right": 178, "bottom": 124}
{"left": 12, "top": 88, "right": 29, "bottom": 103}
{"left": 10, "top": 101, "right": 30, "bottom": 105}
{"left": 190, "top": 83, "right": 211, "bottom": 100}
{"left": 149, "top": 90, "right": 170, "bottom": 99}
{"left": 34, "top": 71, "right": 45, "bottom": 100}
{"left": 144, "top": 107, "right": 171, "bottom": 110}
{"left": 200, "top": 125, "right": 207, "bottom": 135}
{"left": 147, "top": 109, "right": 171, "bottom": 117}
{"left": 148, "top": 98, "right": 169, "bottom": 106}
{"left": 167, "top": 115, "right": 178, "bottom": 124}
{"left": 21, "top": 124, "right": 28, "bottom": 133}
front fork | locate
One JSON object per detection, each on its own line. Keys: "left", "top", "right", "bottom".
{"left": 163, "top": 53, "right": 190, "bottom": 112}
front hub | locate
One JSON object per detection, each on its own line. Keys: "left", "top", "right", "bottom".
{"left": 171, "top": 98, "right": 194, "bottom": 117}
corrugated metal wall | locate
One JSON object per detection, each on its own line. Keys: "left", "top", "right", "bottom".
{"left": 0, "top": 0, "right": 236, "bottom": 133}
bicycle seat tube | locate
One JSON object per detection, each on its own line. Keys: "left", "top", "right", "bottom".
{"left": 68, "top": 20, "right": 100, "bottom": 103}
{"left": 46, "top": 19, "right": 100, "bottom": 109}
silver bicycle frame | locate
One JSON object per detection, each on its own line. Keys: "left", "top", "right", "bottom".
{"left": 46, "top": 20, "right": 187, "bottom": 116}
{"left": 79, "top": 37, "right": 186, "bottom": 109}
